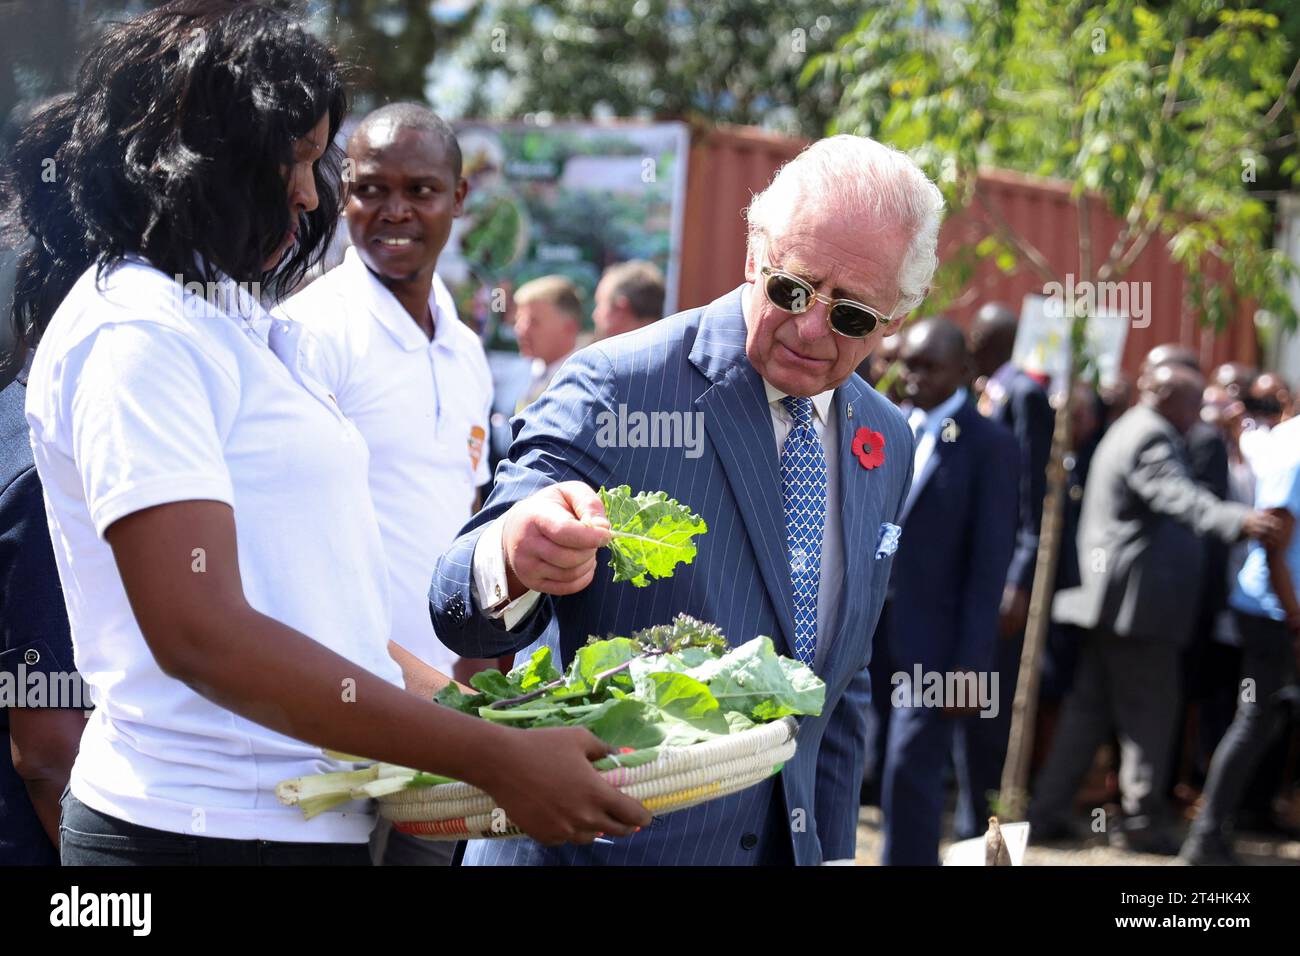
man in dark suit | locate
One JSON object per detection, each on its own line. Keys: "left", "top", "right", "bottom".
{"left": 873, "top": 317, "right": 1018, "bottom": 865}
{"left": 430, "top": 134, "right": 944, "bottom": 865}
{"left": 957, "top": 302, "right": 1054, "bottom": 840}
{"left": 1031, "top": 364, "right": 1281, "bottom": 852}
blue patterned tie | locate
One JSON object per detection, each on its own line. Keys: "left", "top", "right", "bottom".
{"left": 779, "top": 396, "right": 827, "bottom": 666}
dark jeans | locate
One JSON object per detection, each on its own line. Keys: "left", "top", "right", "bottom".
{"left": 1189, "top": 612, "right": 1299, "bottom": 840}
{"left": 952, "top": 629, "right": 1023, "bottom": 840}
{"left": 368, "top": 815, "right": 456, "bottom": 866}
{"left": 59, "top": 791, "right": 371, "bottom": 866}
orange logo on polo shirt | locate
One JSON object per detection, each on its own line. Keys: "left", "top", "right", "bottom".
{"left": 468, "top": 425, "right": 486, "bottom": 471}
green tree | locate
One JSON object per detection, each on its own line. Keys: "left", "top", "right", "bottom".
{"left": 809, "top": 0, "right": 1300, "bottom": 817}
{"left": 314, "top": 0, "right": 484, "bottom": 114}
{"left": 456, "top": 0, "right": 861, "bottom": 136}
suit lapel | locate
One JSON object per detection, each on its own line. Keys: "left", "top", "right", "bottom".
{"left": 691, "top": 289, "right": 798, "bottom": 656}
{"left": 901, "top": 397, "right": 975, "bottom": 522}
{"left": 822, "top": 382, "right": 870, "bottom": 678}
{"left": 899, "top": 429, "right": 939, "bottom": 524}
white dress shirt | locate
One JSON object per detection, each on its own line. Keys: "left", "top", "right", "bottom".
{"left": 901, "top": 386, "right": 968, "bottom": 520}
{"left": 277, "top": 247, "right": 493, "bottom": 673}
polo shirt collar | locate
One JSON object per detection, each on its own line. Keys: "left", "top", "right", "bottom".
{"left": 163, "top": 253, "right": 276, "bottom": 345}
{"left": 343, "top": 246, "right": 442, "bottom": 353}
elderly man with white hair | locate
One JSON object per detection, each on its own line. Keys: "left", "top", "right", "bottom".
{"left": 430, "top": 135, "right": 944, "bottom": 865}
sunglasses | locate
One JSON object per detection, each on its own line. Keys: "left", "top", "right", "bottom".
{"left": 759, "top": 251, "right": 898, "bottom": 339}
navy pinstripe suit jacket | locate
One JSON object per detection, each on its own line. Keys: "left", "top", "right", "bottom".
{"left": 429, "top": 287, "right": 913, "bottom": 864}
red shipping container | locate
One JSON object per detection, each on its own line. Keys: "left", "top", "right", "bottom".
{"left": 677, "top": 126, "right": 1258, "bottom": 379}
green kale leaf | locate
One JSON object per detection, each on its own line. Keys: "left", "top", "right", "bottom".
{"left": 599, "top": 485, "right": 708, "bottom": 587}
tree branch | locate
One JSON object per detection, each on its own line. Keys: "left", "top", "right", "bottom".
{"left": 1111, "top": 207, "right": 1163, "bottom": 278}
{"left": 974, "top": 187, "right": 1059, "bottom": 284}
{"left": 1097, "top": 42, "right": 1184, "bottom": 280}
{"left": 1077, "top": 189, "right": 1092, "bottom": 282}
{"left": 1261, "top": 54, "right": 1300, "bottom": 129}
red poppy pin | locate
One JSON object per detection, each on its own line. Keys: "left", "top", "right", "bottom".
{"left": 852, "top": 427, "right": 886, "bottom": 470}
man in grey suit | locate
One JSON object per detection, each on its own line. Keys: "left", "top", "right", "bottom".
{"left": 431, "top": 135, "right": 942, "bottom": 864}
{"left": 1030, "top": 364, "right": 1280, "bottom": 852}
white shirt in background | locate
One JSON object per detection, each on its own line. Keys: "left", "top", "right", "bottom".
{"left": 901, "top": 386, "right": 968, "bottom": 520}
{"left": 277, "top": 247, "right": 493, "bottom": 674}
{"left": 25, "top": 258, "right": 402, "bottom": 842}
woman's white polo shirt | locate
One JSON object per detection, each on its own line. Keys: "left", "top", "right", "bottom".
{"left": 25, "top": 259, "right": 404, "bottom": 842}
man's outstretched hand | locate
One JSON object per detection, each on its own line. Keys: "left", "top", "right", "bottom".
{"left": 1241, "top": 510, "right": 1284, "bottom": 550}
{"left": 501, "top": 482, "right": 612, "bottom": 599}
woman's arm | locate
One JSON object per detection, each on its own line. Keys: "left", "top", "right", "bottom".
{"left": 8, "top": 708, "right": 87, "bottom": 845}
{"left": 106, "top": 499, "right": 649, "bottom": 846}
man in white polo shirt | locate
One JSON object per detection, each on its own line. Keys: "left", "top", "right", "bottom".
{"left": 276, "top": 103, "right": 492, "bottom": 866}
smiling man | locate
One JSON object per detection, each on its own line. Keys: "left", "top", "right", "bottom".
{"left": 275, "top": 104, "right": 494, "bottom": 866}
{"left": 430, "top": 135, "right": 946, "bottom": 866}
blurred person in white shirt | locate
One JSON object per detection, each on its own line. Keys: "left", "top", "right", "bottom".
{"left": 9, "top": 2, "right": 647, "bottom": 867}
{"left": 276, "top": 103, "right": 504, "bottom": 866}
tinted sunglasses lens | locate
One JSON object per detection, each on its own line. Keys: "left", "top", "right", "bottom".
{"left": 766, "top": 273, "right": 811, "bottom": 312}
{"left": 829, "top": 303, "right": 878, "bottom": 338}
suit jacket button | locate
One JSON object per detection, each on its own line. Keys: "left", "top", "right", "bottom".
{"left": 740, "top": 833, "right": 758, "bottom": 851}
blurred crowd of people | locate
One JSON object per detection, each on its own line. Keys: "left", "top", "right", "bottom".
{"left": 856, "top": 304, "right": 1300, "bottom": 865}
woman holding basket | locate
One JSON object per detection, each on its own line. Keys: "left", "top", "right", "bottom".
{"left": 4, "top": 0, "right": 647, "bottom": 865}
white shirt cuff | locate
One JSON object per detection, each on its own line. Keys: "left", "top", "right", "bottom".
{"left": 471, "top": 518, "right": 542, "bottom": 629}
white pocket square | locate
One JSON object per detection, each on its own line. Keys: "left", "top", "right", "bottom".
{"left": 876, "top": 522, "right": 901, "bottom": 559}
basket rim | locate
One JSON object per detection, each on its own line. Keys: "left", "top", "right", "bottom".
{"left": 377, "top": 714, "right": 800, "bottom": 807}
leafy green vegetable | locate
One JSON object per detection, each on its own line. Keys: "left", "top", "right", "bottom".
{"left": 449, "top": 615, "right": 823, "bottom": 747}
{"left": 569, "top": 637, "right": 638, "bottom": 690}
{"left": 627, "top": 615, "right": 727, "bottom": 655}
{"left": 632, "top": 670, "right": 720, "bottom": 724}
{"left": 686, "top": 636, "right": 826, "bottom": 720}
{"left": 574, "top": 698, "right": 670, "bottom": 750}
{"left": 469, "top": 669, "right": 521, "bottom": 700}
{"left": 511, "top": 646, "right": 562, "bottom": 690}
{"left": 432, "top": 680, "right": 484, "bottom": 716}
{"left": 286, "top": 614, "right": 826, "bottom": 812}
{"left": 599, "top": 485, "right": 708, "bottom": 587}
{"left": 276, "top": 764, "right": 458, "bottom": 818}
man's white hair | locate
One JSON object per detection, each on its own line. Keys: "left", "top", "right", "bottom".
{"left": 745, "top": 134, "right": 945, "bottom": 316}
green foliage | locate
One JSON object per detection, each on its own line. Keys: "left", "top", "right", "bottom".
{"left": 429, "top": 614, "right": 825, "bottom": 751}
{"left": 809, "top": 0, "right": 1300, "bottom": 331}
{"left": 688, "top": 636, "right": 827, "bottom": 720}
{"left": 312, "top": 0, "right": 484, "bottom": 113}
{"left": 599, "top": 485, "right": 708, "bottom": 587}
{"left": 455, "top": 0, "right": 863, "bottom": 136}
{"left": 622, "top": 614, "right": 728, "bottom": 656}
{"left": 282, "top": 617, "right": 822, "bottom": 814}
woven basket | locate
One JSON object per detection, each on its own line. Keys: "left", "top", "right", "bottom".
{"left": 383, "top": 715, "right": 800, "bottom": 841}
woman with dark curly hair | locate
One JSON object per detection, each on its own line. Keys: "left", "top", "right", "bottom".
{"left": 4, "top": 0, "right": 647, "bottom": 865}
